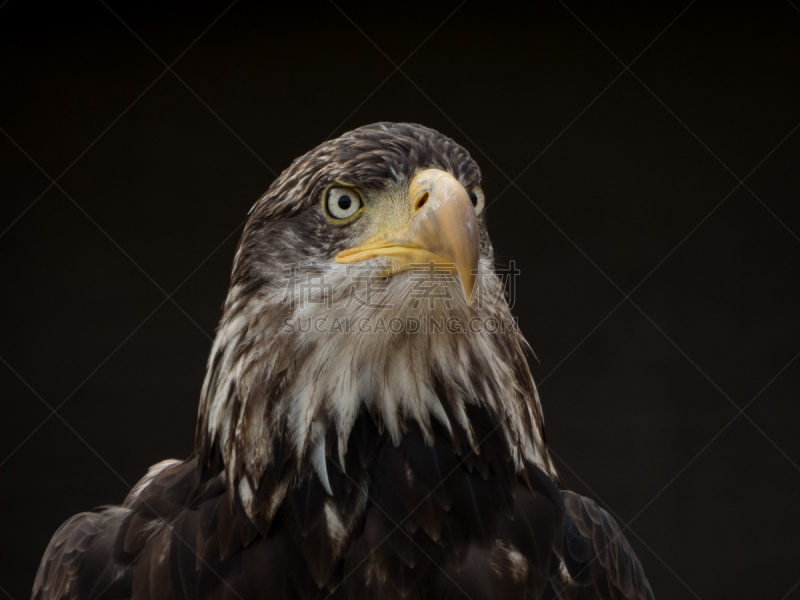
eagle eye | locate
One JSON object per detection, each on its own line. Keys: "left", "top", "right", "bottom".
{"left": 469, "top": 188, "right": 485, "bottom": 216}
{"left": 324, "top": 186, "right": 364, "bottom": 222}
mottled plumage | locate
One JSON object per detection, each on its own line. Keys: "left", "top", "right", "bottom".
{"left": 33, "top": 123, "right": 653, "bottom": 600}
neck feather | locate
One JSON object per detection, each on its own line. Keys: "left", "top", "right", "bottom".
{"left": 195, "top": 264, "right": 553, "bottom": 521}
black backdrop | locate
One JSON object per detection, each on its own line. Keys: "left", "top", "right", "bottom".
{"left": 2, "top": 2, "right": 799, "bottom": 599}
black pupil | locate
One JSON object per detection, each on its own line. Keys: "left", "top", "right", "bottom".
{"left": 337, "top": 195, "right": 352, "bottom": 211}
{"left": 469, "top": 192, "right": 478, "bottom": 206}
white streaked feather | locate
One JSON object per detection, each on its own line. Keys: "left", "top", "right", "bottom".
{"left": 198, "top": 257, "right": 552, "bottom": 520}
{"left": 311, "top": 421, "right": 332, "bottom": 495}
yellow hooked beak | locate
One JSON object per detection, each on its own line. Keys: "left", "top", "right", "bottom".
{"left": 335, "top": 169, "right": 481, "bottom": 304}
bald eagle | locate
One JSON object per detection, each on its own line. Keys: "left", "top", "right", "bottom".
{"left": 33, "top": 123, "right": 653, "bottom": 600}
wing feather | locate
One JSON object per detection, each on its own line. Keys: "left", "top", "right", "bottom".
{"left": 550, "top": 491, "right": 654, "bottom": 600}
{"left": 33, "top": 508, "right": 132, "bottom": 600}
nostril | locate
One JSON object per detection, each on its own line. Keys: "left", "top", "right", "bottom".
{"left": 415, "top": 192, "right": 429, "bottom": 211}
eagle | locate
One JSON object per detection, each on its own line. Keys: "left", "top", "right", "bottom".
{"left": 33, "top": 123, "right": 654, "bottom": 600}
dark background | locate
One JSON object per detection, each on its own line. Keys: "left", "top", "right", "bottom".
{"left": 1, "top": 1, "right": 799, "bottom": 599}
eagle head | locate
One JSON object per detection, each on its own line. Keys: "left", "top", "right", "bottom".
{"left": 196, "top": 122, "right": 550, "bottom": 521}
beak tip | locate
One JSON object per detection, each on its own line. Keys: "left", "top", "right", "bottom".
{"left": 460, "top": 272, "right": 477, "bottom": 307}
